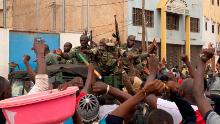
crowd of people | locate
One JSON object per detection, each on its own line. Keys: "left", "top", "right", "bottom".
{"left": 1, "top": 33, "right": 220, "bottom": 124}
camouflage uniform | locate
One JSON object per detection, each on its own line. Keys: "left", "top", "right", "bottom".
{"left": 45, "top": 52, "right": 59, "bottom": 65}
{"left": 120, "top": 35, "right": 141, "bottom": 76}
{"left": 96, "top": 39, "right": 123, "bottom": 89}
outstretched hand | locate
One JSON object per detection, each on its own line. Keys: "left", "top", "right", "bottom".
{"left": 166, "top": 81, "right": 180, "bottom": 93}
{"left": 92, "top": 81, "right": 108, "bottom": 95}
{"left": 32, "top": 38, "right": 45, "bottom": 54}
{"left": 143, "top": 80, "right": 166, "bottom": 95}
{"left": 58, "top": 77, "right": 83, "bottom": 91}
{"left": 148, "top": 54, "right": 159, "bottom": 75}
{"left": 23, "top": 55, "right": 31, "bottom": 64}
{"left": 181, "top": 54, "right": 189, "bottom": 64}
{"left": 200, "top": 48, "right": 215, "bottom": 62}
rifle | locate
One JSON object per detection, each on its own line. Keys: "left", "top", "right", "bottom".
{"left": 89, "top": 30, "right": 97, "bottom": 47}
{"left": 112, "top": 15, "right": 121, "bottom": 46}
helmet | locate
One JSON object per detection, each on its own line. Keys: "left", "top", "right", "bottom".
{"left": 77, "top": 94, "right": 100, "bottom": 122}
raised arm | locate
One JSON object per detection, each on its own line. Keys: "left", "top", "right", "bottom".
{"left": 110, "top": 80, "right": 166, "bottom": 120}
{"left": 92, "top": 82, "right": 132, "bottom": 103}
{"left": 23, "top": 55, "right": 36, "bottom": 82}
{"left": 193, "top": 48, "right": 214, "bottom": 117}
{"left": 145, "top": 54, "right": 159, "bottom": 108}
{"left": 181, "top": 55, "right": 195, "bottom": 78}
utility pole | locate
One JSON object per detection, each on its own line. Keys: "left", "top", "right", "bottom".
{"left": 3, "top": 0, "right": 7, "bottom": 28}
{"left": 141, "top": 0, "right": 146, "bottom": 52}
{"left": 36, "top": 0, "right": 39, "bottom": 31}
{"left": 52, "top": 0, "right": 56, "bottom": 31}
{"left": 62, "top": 0, "right": 66, "bottom": 32}
{"left": 86, "top": 0, "right": 89, "bottom": 31}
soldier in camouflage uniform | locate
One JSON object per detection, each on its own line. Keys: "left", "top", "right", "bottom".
{"left": 59, "top": 34, "right": 97, "bottom": 64}
{"left": 44, "top": 44, "right": 59, "bottom": 66}
{"left": 95, "top": 38, "right": 124, "bottom": 89}
{"left": 57, "top": 42, "right": 78, "bottom": 64}
{"left": 120, "top": 35, "right": 141, "bottom": 76}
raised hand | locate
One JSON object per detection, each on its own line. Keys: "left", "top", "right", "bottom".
{"left": 32, "top": 38, "right": 45, "bottom": 54}
{"left": 200, "top": 48, "right": 215, "bottom": 62}
{"left": 23, "top": 55, "right": 31, "bottom": 64}
{"left": 148, "top": 54, "right": 159, "bottom": 75}
{"left": 143, "top": 80, "right": 166, "bottom": 94}
{"left": 58, "top": 77, "right": 84, "bottom": 90}
{"left": 181, "top": 54, "right": 189, "bottom": 64}
{"left": 92, "top": 81, "right": 108, "bottom": 95}
{"left": 166, "top": 81, "right": 180, "bottom": 93}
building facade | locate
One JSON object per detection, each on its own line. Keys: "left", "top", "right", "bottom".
{"left": 0, "top": 0, "right": 127, "bottom": 42}
{"left": 202, "top": 0, "right": 220, "bottom": 48}
{"left": 127, "top": 0, "right": 203, "bottom": 67}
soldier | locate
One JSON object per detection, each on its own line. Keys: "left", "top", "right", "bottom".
{"left": 44, "top": 44, "right": 59, "bottom": 66}
{"left": 120, "top": 35, "right": 141, "bottom": 76}
{"left": 56, "top": 42, "right": 78, "bottom": 64}
{"left": 95, "top": 39, "right": 123, "bottom": 89}
{"left": 58, "top": 34, "right": 96, "bottom": 64}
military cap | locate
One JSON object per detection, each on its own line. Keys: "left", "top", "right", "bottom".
{"left": 80, "top": 34, "right": 89, "bottom": 41}
{"left": 127, "top": 35, "right": 136, "bottom": 41}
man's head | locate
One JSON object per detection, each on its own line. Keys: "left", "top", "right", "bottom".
{"left": 178, "top": 78, "right": 196, "bottom": 103}
{"left": 64, "top": 42, "right": 72, "bottom": 52}
{"left": 127, "top": 35, "right": 135, "bottom": 48}
{"left": 99, "top": 38, "right": 106, "bottom": 50}
{"left": 147, "top": 109, "right": 173, "bottom": 124}
{"left": 80, "top": 34, "right": 89, "bottom": 48}
{"left": 0, "top": 76, "right": 11, "bottom": 100}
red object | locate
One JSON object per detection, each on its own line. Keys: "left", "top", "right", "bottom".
{"left": 0, "top": 87, "right": 79, "bottom": 124}
{"left": 178, "top": 79, "right": 183, "bottom": 85}
{"left": 76, "top": 91, "right": 87, "bottom": 108}
{"left": 195, "top": 110, "right": 205, "bottom": 124}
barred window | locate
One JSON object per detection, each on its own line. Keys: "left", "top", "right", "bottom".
{"left": 218, "top": 24, "right": 220, "bottom": 34}
{"left": 212, "top": 25, "right": 215, "bottom": 33}
{"left": 132, "top": 8, "right": 154, "bottom": 27}
{"left": 205, "top": 22, "right": 207, "bottom": 31}
{"left": 190, "top": 17, "right": 200, "bottom": 32}
{"left": 167, "top": 13, "right": 179, "bottom": 30}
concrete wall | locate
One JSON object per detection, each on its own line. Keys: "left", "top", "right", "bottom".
{"left": 4, "top": 0, "right": 126, "bottom": 43}
{"left": 0, "top": 28, "right": 9, "bottom": 78}
{"left": 127, "top": 0, "right": 203, "bottom": 45}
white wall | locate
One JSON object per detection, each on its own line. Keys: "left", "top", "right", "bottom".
{"left": 0, "top": 0, "right": 3, "bottom": 10}
{"left": 0, "top": 28, "right": 9, "bottom": 78}
{"left": 202, "top": 17, "right": 218, "bottom": 48}
{"left": 60, "top": 33, "right": 81, "bottom": 51}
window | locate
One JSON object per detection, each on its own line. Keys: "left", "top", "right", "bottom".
{"left": 132, "top": 8, "right": 154, "bottom": 27}
{"left": 218, "top": 24, "right": 220, "bottom": 34}
{"left": 212, "top": 25, "right": 215, "bottom": 33}
{"left": 205, "top": 22, "right": 207, "bottom": 31}
{"left": 218, "top": 0, "right": 220, "bottom": 6}
{"left": 212, "top": 0, "right": 214, "bottom": 5}
{"left": 166, "top": 13, "right": 179, "bottom": 30}
{"left": 190, "top": 17, "right": 200, "bottom": 32}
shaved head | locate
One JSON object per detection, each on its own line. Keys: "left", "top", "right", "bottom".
{"left": 179, "top": 78, "right": 194, "bottom": 96}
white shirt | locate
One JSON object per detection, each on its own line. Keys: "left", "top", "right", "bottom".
{"left": 98, "top": 104, "right": 119, "bottom": 119}
{"left": 157, "top": 98, "right": 199, "bottom": 124}
{"left": 28, "top": 74, "right": 49, "bottom": 94}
